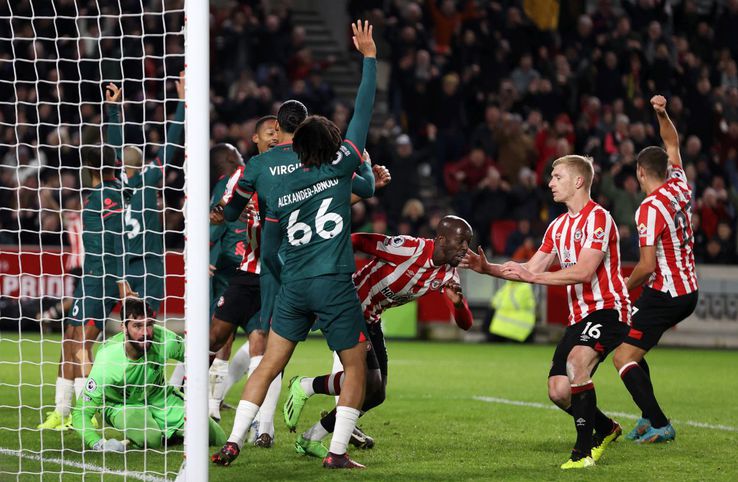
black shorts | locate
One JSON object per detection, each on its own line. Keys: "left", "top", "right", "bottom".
{"left": 366, "top": 322, "right": 388, "bottom": 379}
{"left": 625, "top": 287, "right": 699, "bottom": 351}
{"left": 549, "top": 309, "right": 628, "bottom": 378}
{"left": 213, "top": 271, "right": 261, "bottom": 331}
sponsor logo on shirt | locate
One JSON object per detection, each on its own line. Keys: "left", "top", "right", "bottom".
{"left": 593, "top": 227, "right": 605, "bottom": 240}
{"left": 638, "top": 223, "right": 648, "bottom": 236}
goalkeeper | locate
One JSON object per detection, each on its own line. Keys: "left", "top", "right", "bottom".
{"left": 72, "top": 298, "right": 227, "bottom": 451}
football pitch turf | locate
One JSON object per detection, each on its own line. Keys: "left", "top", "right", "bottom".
{"left": 0, "top": 333, "right": 736, "bottom": 481}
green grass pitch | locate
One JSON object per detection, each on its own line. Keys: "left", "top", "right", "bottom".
{"left": 0, "top": 332, "right": 736, "bottom": 481}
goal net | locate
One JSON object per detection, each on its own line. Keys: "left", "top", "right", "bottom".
{"left": 0, "top": 1, "right": 192, "bottom": 479}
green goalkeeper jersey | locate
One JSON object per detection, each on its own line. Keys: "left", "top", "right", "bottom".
{"left": 107, "top": 102, "right": 184, "bottom": 258}
{"left": 72, "top": 325, "right": 185, "bottom": 447}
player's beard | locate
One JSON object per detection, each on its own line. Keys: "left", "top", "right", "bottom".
{"left": 126, "top": 329, "right": 152, "bottom": 356}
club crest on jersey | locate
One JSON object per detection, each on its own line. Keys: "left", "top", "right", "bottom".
{"left": 384, "top": 236, "right": 404, "bottom": 247}
{"left": 430, "top": 279, "right": 442, "bottom": 290}
{"left": 593, "top": 227, "right": 605, "bottom": 239}
{"left": 574, "top": 230, "right": 583, "bottom": 242}
{"left": 638, "top": 223, "right": 648, "bottom": 236}
{"left": 555, "top": 232, "right": 562, "bottom": 240}
{"left": 86, "top": 378, "right": 97, "bottom": 392}
{"left": 217, "top": 296, "right": 225, "bottom": 307}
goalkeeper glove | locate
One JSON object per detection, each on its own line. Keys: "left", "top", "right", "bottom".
{"left": 92, "top": 438, "right": 126, "bottom": 453}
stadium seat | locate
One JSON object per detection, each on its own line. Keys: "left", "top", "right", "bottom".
{"left": 489, "top": 220, "right": 518, "bottom": 256}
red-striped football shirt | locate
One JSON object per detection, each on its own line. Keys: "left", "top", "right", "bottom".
{"left": 540, "top": 200, "right": 630, "bottom": 325}
{"left": 635, "top": 165, "right": 698, "bottom": 296}
{"left": 222, "top": 168, "right": 261, "bottom": 274}
{"left": 64, "top": 211, "right": 84, "bottom": 271}
{"left": 352, "top": 233, "right": 470, "bottom": 326}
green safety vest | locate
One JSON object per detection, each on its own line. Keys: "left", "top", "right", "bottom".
{"left": 490, "top": 281, "right": 536, "bottom": 342}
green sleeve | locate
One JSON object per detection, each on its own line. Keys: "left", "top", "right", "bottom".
{"left": 261, "top": 218, "right": 283, "bottom": 281}
{"left": 72, "top": 362, "right": 107, "bottom": 448}
{"left": 223, "top": 181, "right": 250, "bottom": 222}
{"left": 209, "top": 231, "right": 223, "bottom": 265}
{"left": 161, "top": 326, "right": 186, "bottom": 362}
{"left": 103, "top": 203, "right": 126, "bottom": 280}
{"left": 155, "top": 101, "right": 185, "bottom": 168}
{"left": 106, "top": 105, "right": 123, "bottom": 162}
{"left": 351, "top": 160, "right": 375, "bottom": 198}
{"left": 344, "top": 58, "right": 377, "bottom": 154}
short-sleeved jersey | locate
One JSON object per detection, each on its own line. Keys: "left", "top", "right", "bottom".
{"left": 541, "top": 200, "right": 630, "bottom": 325}
{"left": 211, "top": 168, "right": 252, "bottom": 270}
{"left": 352, "top": 233, "right": 460, "bottom": 324}
{"left": 72, "top": 324, "right": 184, "bottom": 447}
{"left": 635, "top": 165, "right": 698, "bottom": 296}
{"left": 81, "top": 179, "right": 126, "bottom": 283}
{"left": 219, "top": 166, "right": 261, "bottom": 274}
{"left": 124, "top": 158, "right": 165, "bottom": 259}
{"left": 264, "top": 140, "right": 363, "bottom": 282}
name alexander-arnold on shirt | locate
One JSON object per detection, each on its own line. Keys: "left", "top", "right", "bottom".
{"left": 277, "top": 178, "right": 339, "bottom": 208}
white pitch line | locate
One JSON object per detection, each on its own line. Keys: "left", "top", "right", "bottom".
{"left": 473, "top": 396, "right": 738, "bottom": 433}
{"left": 0, "top": 447, "right": 171, "bottom": 482}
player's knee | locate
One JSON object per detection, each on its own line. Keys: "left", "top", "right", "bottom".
{"left": 548, "top": 387, "right": 569, "bottom": 408}
{"left": 612, "top": 349, "right": 628, "bottom": 370}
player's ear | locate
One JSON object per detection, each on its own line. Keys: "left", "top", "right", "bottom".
{"left": 252, "top": 133, "right": 259, "bottom": 144}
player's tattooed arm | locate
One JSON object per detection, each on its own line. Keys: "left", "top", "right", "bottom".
{"left": 651, "top": 95, "right": 682, "bottom": 168}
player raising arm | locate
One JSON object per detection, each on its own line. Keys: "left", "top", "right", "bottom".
{"left": 611, "top": 95, "right": 699, "bottom": 443}
{"left": 462, "top": 155, "right": 630, "bottom": 470}
{"left": 211, "top": 19, "right": 377, "bottom": 469}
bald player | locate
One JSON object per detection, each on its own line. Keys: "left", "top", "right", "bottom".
{"left": 282, "top": 216, "right": 474, "bottom": 458}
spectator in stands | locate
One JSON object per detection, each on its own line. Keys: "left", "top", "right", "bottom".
{"left": 601, "top": 161, "right": 645, "bottom": 231}
{"left": 494, "top": 113, "right": 536, "bottom": 184}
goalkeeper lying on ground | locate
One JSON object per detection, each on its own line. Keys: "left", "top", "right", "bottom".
{"left": 72, "top": 298, "right": 227, "bottom": 451}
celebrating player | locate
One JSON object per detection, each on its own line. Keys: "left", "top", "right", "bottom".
{"left": 72, "top": 298, "right": 226, "bottom": 451}
{"left": 211, "top": 19, "right": 377, "bottom": 469}
{"left": 612, "top": 95, "right": 699, "bottom": 443}
{"left": 37, "top": 145, "right": 134, "bottom": 430}
{"left": 284, "top": 216, "right": 473, "bottom": 458}
{"left": 462, "top": 155, "right": 630, "bottom": 469}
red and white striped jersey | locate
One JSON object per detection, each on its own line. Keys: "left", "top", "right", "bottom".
{"left": 352, "top": 233, "right": 460, "bottom": 324}
{"left": 541, "top": 200, "right": 630, "bottom": 325}
{"left": 635, "top": 165, "right": 698, "bottom": 296}
{"left": 222, "top": 167, "right": 261, "bottom": 275}
{"left": 64, "top": 210, "right": 84, "bottom": 271}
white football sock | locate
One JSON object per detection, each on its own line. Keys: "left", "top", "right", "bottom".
{"left": 299, "top": 377, "right": 316, "bottom": 397}
{"left": 258, "top": 372, "right": 282, "bottom": 437}
{"left": 332, "top": 352, "right": 343, "bottom": 404}
{"left": 73, "top": 377, "right": 85, "bottom": 398}
{"left": 169, "top": 361, "right": 186, "bottom": 388}
{"left": 209, "top": 358, "right": 229, "bottom": 419}
{"left": 329, "top": 406, "right": 360, "bottom": 455}
{"left": 228, "top": 400, "right": 260, "bottom": 448}
{"left": 303, "top": 419, "right": 330, "bottom": 441}
{"left": 224, "top": 342, "right": 250, "bottom": 394}
{"left": 55, "top": 377, "right": 74, "bottom": 417}
{"left": 248, "top": 356, "right": 263, "bottom": 430}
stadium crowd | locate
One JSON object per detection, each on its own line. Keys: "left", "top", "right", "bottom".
{"left": 1, "top": 0, "right": 738, "bottom": 265}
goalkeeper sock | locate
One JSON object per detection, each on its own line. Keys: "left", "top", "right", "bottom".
{"left": 308, "top": 371, "right": 344, "bottom": 396}
{"left": 228, "top": 400, "right": 260, "bottom": 448}
{"left": 570, "top": 381, "right": 596, "bottom": 456}
{"left": 329, "top": 406, "right": 360, "bottom": 455}
{"left": 619, "top": 361, "right": 668, "bottom": 428}
{"left": 303, "top": 419, "right": 330, "bottom": 441}
{"left": 258, "top": 372, "right": 282, "bottom": 437}
{"left": 209, "top": 358, "right": 229, "bottom": 419}
{"left": 169, "top": 362, "right": 185, "bottom": 388}
{"left": 55, "top": 377, "right": 74, "bottom": 417}
{"left": 224, "top": 341, "right": 250, "bottom": 394}
{"left": 73, "top": 377, "right": 85, "bottom": 398}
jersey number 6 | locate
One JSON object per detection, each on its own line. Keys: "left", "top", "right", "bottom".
{"left": 287, "top": 197, "right": 343, "bottom": 246}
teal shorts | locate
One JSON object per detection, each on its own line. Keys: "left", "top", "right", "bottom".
{"left": 245, "top": 310, "right": 263, "bottom": 335}
{"left": 272, "top": 273, "right": 367, "bottom": 352}
{"left": 259, "top": 271, "right": 279, "bottom": 329}
{"left": 127, "top": 255, "right": 164, "bottom": 313}
{"left": 67, "top": 275, "right": 119, "bottom": 330}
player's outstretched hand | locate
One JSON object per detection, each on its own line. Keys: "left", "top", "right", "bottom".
{"left": 373, "top": 164, "right": 391, "bottom": 189}
{"left": 501, "top": 263, "right": 535, "bottom": 283}
{"left": 117, "top": 280, "right": 139, "bottom": 299}
{"left": 444, "top": 281, "right": 464, "bottom": 306}
{"left": 93, "top": 438, "right": 126, "bottom": 453}
{"left": 176, "top": 70, "right": 185, "bottom": 100}
{"left": 105, "top": 83, "right": 122, "bottom": 103}
{"left": 352, "top": 20, "right": 376, "bottom": 58}
{"left": 459, "top": 247, "right": 488, "bottom": 274}
{"left": 651, "top": 95, "right": 667, "bottom": 114}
